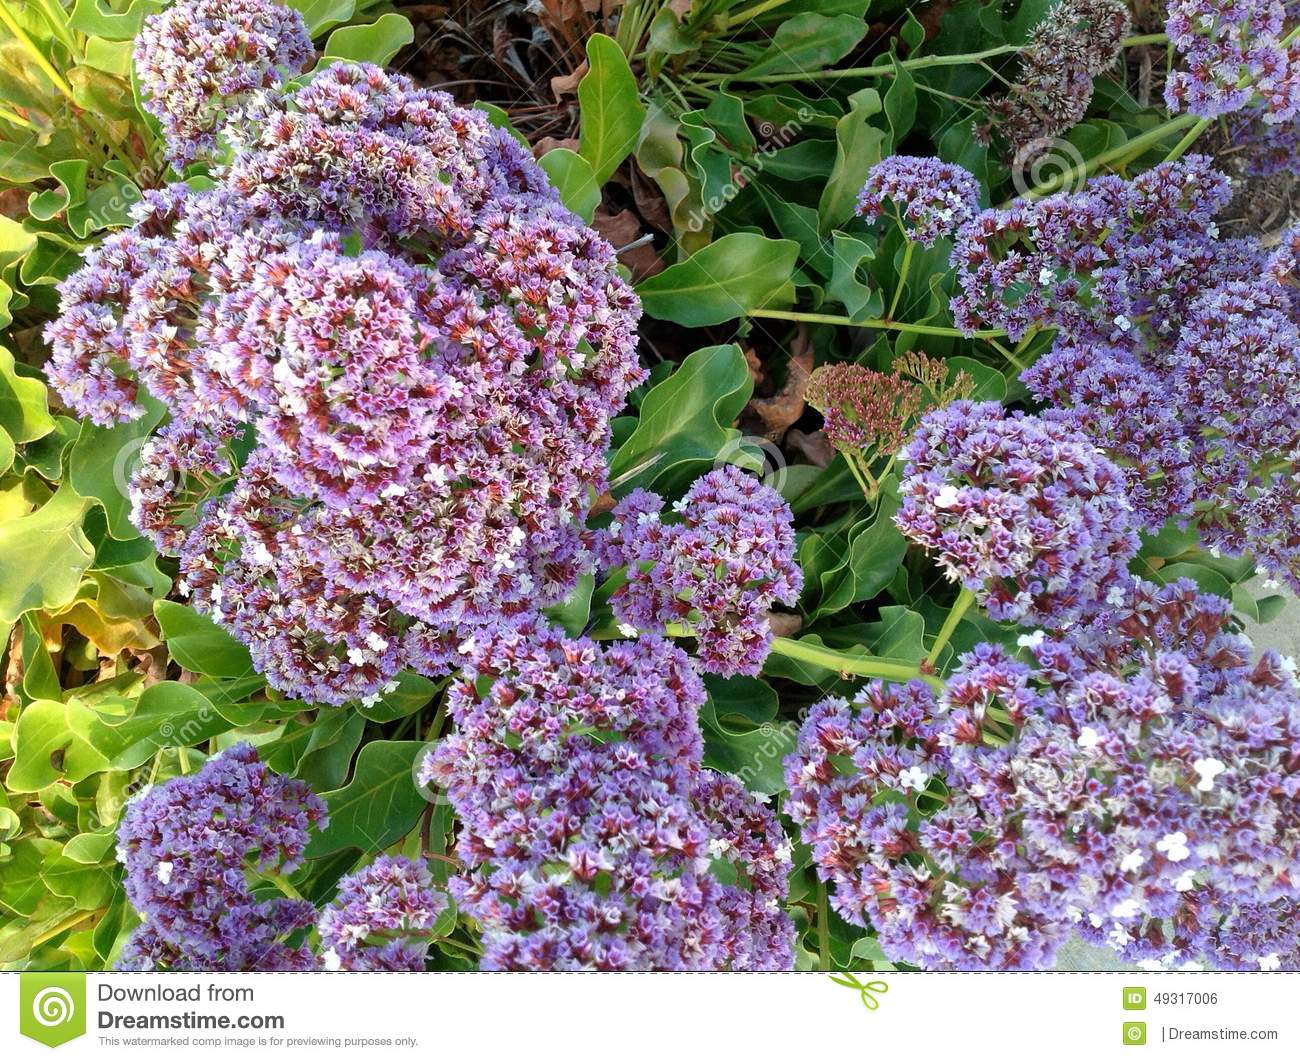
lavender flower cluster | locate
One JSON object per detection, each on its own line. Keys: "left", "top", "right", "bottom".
{"left": 786, "top": 579, "right": 1300, "bottom": 971}
{"left": 135, "top": 0, "right": 314, "bottom": 168}
{"left": 318, "top": 856, "right": 448, "bottom": 971}
{"left": 983, "top": 0, "right": 1131, "bottom": 156}
{"left": 952, "top": 157, "right": 1300, "bottom": 590}
{"left": 115, "top": 744, "right": 327, "bottom": 971}
{"left": 1165, "top": 0, "right": 1300, "bottom": 121}
{"left": 597, "top": 467, "right": 802, "bottom": 677}
{"left": 857, "top": 156, "right": 981, "bottom": 247}
{"left": 420, "top": 616, "right": 794, "bottom": 970}
{"left": 47, "top": 49, "right": 643, "bottom": 704}
{"left": 895, "top": 400, "right": 1138, "bottom": 628}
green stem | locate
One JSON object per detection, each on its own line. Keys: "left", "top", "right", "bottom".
{"left": 696, "top": 44, "right": 1020, "bottom": 84}
{"left": 817, "top": 881, "right": 832, "bottom": 972}
{"left": 252, "top": 869, "right": 305, "bottom": 902}
{"left": 1122, "top": 32, "right": 1168, "bottom": 47}
{"left": 750, "top": 307, "right": 1008, "bottom": 341}
{"left": 769, "top": 636, "right": 945, "bottom": 693}
{"left": 0, "top": 1, "right": 75, "bottom": 103}
{"left": 925, "top": 587, "right": 976, "bottom": 669}
{"left": 1016, "top": 113, "right": 1200, "bottom": 200}
{"left": 721, "top": 0, "right": 795, "bottom": 30}
{"left": 1163, "top": 116, "right": 1211, "bottom": 163}
{"left": 887, "top": 239, "right": 915, "bottom": 321}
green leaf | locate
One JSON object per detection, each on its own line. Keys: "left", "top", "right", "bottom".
{"left": 0, "top": 426, "right": 11, "bottom": 475}
{"left": 577, "top": 33, "right": 645, "bottom": 186}
{"left": 43, "top": 849, "right": 117, "bottom": 911}
{"left": 805, "top": 483, "right": 908, "bottom": 621}
{"left": 884, "top": 55, "right": 916, "bottom": 151}
{"left": 154, "top": 600, "right": 258, "bottom": 680}
{"left": 945, "top": 356, "right": 1006, "bottom": 402}
{"left": 8, "top": 683, "right": 235, "bottom": 791}
{"left": 819, "top": 88, "right": 884, "bottom": 232}
{"left": 357, "top": 670, "right": 437, "bottom": 723}
{"left": 740, "top": 14, "right": 868, "bottom": 78}
{"left": 700, "top": 676, "right": 791, "bottom": 796}
{"left": 321, "top": 13, "right": 413, "bottom": 67}
{"left": 538, "top": 148, "right": 599, "bottom": 223}
{"left": 0, "top": 344, "right": 53, "bottom": 443}
{"left": 68, "top": 0, "right": 164, "bottom": 41}
{"left": 636, "top": 232, "right": 798, "bottom": 326}
{"left": 21, "top": 613, "right": 60, "bottom": 703}
{"left": 286, "top": 0, "right": 355, "bottom": 34}
{"left": 0, "top": 484, "right": 94, "bottom": 623}
{"left": 828, "top": 231, "right": 883, "bottom": 321}
{"left": 1151, "top": 562, "right": 1233, "bottom": 599}
{"left": 68, "top": 393, "right": 166, "bottom": 539}
{"left": 0, "top": 839, "right": 60, "bottom": 917}
{"left": 608, "top": 345, "right": 753, "bottom": 495}
{"left": 306, "top": 740, "right": 429, "bottom": 857}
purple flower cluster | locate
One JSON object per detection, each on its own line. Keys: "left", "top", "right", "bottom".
{"left": 857, "top": 156, "right": 981, "bottom": 247}
{"left": 786, "top": 579, "right": 1300, "bottom": 971}
{"left": 421, "top": 617, "right": 794, "bottom": 970}
{"left": 895, "top": 401, "right": 1138, "bottom": 628}
{"left": 46, "top": 57, "right": 643, "bottom": 704}
{"left": 135, "top": 0, "right": 313, "bottom": 168}
{"left": 115, "top": 744, "right": 327, "bottom": 971}
{"left": 954, "top": 157, "right": 1300, "bottom": 589}
{"left": 1165, "top": 1, "right": 1300, "bottom": 121}
{"left": 318, "top": 856, "right": 448, "bottom": 971}
{"left": 983, "top": 0, "right": 1131, "bottom": 155}
{"left": 952, "top": 155, "right": 1236, "bottom": 343}
{"left": 597, "top": 467, "right": 802, "bottom": 677}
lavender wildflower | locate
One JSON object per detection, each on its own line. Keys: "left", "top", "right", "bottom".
{"left": 115, "top": 744, "right": 326, "bottom": 971}
{"left": 896, "top": 401, "right": 1139, "bottom": 628}
{"left": 857, "top": 157, "right": 981, "bottom": 247}
{"left": 318, "top": 856, "right": 448, "bottom": 971}
{"left": 135, "top": 0, "right": 313, "bottom": 168}
{"left": 598, "top": 467, "right": 802, "bottom": 677}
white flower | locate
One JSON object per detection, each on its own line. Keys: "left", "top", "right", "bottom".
{"left": 346, "top": 647, "right": 367, "bottom": 666}
{"left": 898, "top": 766, "right": 929, "bottom": 792}
{"left": 1119, "top": 850, "right": 1145, "bottom": 873}
{"left": 156, "top": 861, "right": 174, "bottom": 885}
{"left": 1157, "top": 831, "right": 1191, "bottom": 862}
{"left": 1106, "top": 584, "right": 1128, "bottom": 607}
{"left": 1192, "top": 757, "right": 1225, "bottom": 792}
{"left": 1258, "top": 953, "right": 1281, "bottom": 972}
{"left": 1017, "top": 630, "right": 1046, "bottom": 650}
{"left": 457, "top": 636, "right": 477, "bottom": 656}
{"left": 1110, "top": 899, "right": 1140, "bottom": 919}
{"left": 1038, "top": 266, "right": 1055, "bottom": 285}
{"left": 1076, "top": 726, "right": 1101, "bottom": 750}
{"left": 774, "top": 839, "right": 793, "bottom": 863}
{"left": 1114, "top": 314, "right": 1132, "bottom": 332}
{"left": 1174, "top": 870, "right": 1196, "bottom": 893}
{"left": 616, "top": 622, "right": 639, "bottom": 638}
{"left": 934, "top": 484, "right": 961, "bottom": 509}
{"left": 322, "top": 948, "right": 342, "bottom": 971}
{"left": 707, "top": 837, "right": 732, "bottom": 858}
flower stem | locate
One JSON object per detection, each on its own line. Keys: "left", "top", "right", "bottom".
{"left": 925, "top": 587, "right": 976, "bottom": 669}
{"left": 750, "top": 308, "right": 1008, "bottom": 341}
{"left": 696, "top": 44, "right": 1020, "bottom": 84}
{"left": 768, "top": 636, "right": 946, "bottom": 693}
{"left": 817, "top": 880, "right": 832, "bottom": 972}
{"left": 1163, "top": 117, "right": 1211, "bottom": 163}
{"left": 1016, "top": 112, "right": 1200, "bottom": 200}
{"left": 887, "top": 239, "right": 915, "bottom": 322}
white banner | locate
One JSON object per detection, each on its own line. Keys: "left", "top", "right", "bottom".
{"left": 1, "top": 972, "right": 1296, "bottom": 1059}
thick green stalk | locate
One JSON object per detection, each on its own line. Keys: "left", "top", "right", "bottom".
{"left": 925, "top": 587, "right": 976, "bottom": 669}
{"left": 769, "top": 636, "right": 945, "bottom": 693}
{"left": 887, "top": 239, "right": 915, "bottom": 322}
{"left": 750, "top": 307, "right": 1008, "bottom": 341}
{"left": 1016, "top": 112, "right": 1200, "bottom": 200}
{"left": 817, "top": 881, "right": 832, "bottom": 972}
